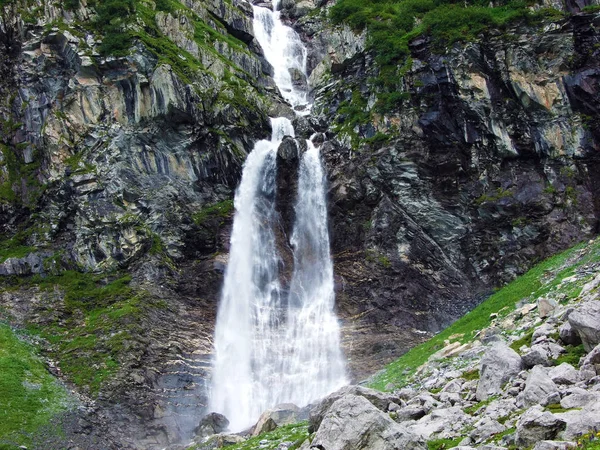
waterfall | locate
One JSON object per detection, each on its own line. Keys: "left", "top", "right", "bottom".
{"left": 209, "top": 1, "right": 347, "bottom": 432}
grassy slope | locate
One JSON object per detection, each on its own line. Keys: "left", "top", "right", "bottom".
{"left": 369, "top": 237, "right": 600, "bottom": 390}
{"left": 0, "top": 325, "right": 70, "bottom": 448}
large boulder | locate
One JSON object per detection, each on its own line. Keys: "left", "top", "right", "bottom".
{"left": 252, "top": 404, "right": 303, "bottom": 436}
{"left": 309, "top": 394, "right": 426, "bottom": 450}
{"left": 308, "top": 385, "right": 399, "bottom": 432}
{"left": 407, "top": 406, "right": 472, "bottom": 440}
{"left": 195, "top": 412, "right": 230, "bottom": 437}
{"left": 476, "top": 342, "right": 523, "bottom": 401}
{"left": 554, "top": 401, "right": 600, "bottom": 439}
{"left": 515, "top": 406, "right": 566, "bottom": 447}
{"left": 532, "top": 441, "right": 577, "bottom": 450}
{"left": 548, "top": 363, "right": 578, "bottom": 385}
{"left": 568, "top": 301, "right": 600, "bottom": 352}
{"left": 517, "top": 366, "right": 560, "bottom": 408}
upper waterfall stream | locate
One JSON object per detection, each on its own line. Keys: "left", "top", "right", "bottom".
{"left": 209, "top": 0, "right": 347, "bottom": 432}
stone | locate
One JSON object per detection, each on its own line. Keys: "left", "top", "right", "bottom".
{"left": 522, "top": 345, "right": 551, "bottom": 368}
{"left": 308, "top": 385, "right": 401, "bottom": 432}
{"left": 476, "top": 342, "right": 523, "bottom": 401}
{"left": 252, "top": 403, "right": 303, "bottom": 436}
{"left": 548, "top": 363, "right": 578, "bottom": 385}
{"left": 469, "top": 417, "right": 506, "bottom": 443}
{"left": 195, "top": 412, "right": 230, "bottom": 437}
{"left": 532, "top": 442, "right": 577, "bottom": 450}
{"left": 515, "top": 406, "right": 566, "bottom": 447}
{"left": 533, "top": 323, "right": 557, "bottom": 343}
{"left": 252, "top": 417, "right": 277, "bottom": 436}
{"left": 554, "top": 401, "right": 600, "bottom": 439}
{"left": 538, "top": 298, "right": 559, "bottom": 319}
{"left": 568, "top": 301, "right": 600, "bottom": 352}
{"left": 517, "top": 366, "right": 560, "bottom": 408}
{"left": 408, "top": 406, "right": 472, "bottom": 440}
{"left": 309, "top": 394, "right": 426, "bottom": 450}
{"left": 394, "top": 405, "right": 427, "bottom": 422}
{"left": 559, "top": 322, "right": 582, "bottom": 346}
{"left": 581, "top": 342, "right": 600, "bottom": 374}
{"left": 560, "top": 387, "right": 600, "bottom": 409}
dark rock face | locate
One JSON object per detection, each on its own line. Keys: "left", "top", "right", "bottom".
{"left": 294, "top": 10, "right": 600, "bottom": 379}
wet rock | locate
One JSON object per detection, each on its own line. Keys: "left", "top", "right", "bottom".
{"left": 195, "top": 412, "right": 230, "bottom": 437}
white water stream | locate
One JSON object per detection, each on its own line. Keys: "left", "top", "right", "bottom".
{"left": 209, "top": 0, "right": 347, "bottom": 432}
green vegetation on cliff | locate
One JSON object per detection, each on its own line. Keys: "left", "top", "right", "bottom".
{"left": 0, "top": 324, "right": 69, "bottom": 447}
{"left": 330, "top": 0, "right": 562, "bottom": 67}
{"left": 369, "top": 237, "right": 600, "bottom": 390}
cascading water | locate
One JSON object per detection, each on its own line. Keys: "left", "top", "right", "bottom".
{"left": 209, "top": 0, "right": 347, "bottom": 432}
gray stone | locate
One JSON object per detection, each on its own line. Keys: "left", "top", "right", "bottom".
{"left": 408, "top": 406, "right": 472, "bottom": 440}
{"left": 554, "top": 401, "right": 600, "bottom": 439}
{"left": 252, "top": 403, "right": 302, "bottom": 436}
{"left": 476, "top": 342, "right": 523, "bottom": 401}
{"left": 532, "top": 442, "right": 577, "bottom": 450}
{"left": 522, "top": 345, "right": 551, "bottom": 368}
{"left": 548, "top": 363, "right": 578, "bottom": 385}
{"left": 538, "top": 297, "right": 559, "bottom": 319}
{"left": 469, "top": 417, "right": 506, "bottom": 443}
{"left": 515, "top": 406, "right": 566, "bottom": 447}
{"left": 560, "top": 387, "right": 600, "bottom": 408}
{"left": 568, "top": 301, "right": 600, "bottom": 352}
{"left": 309, "top": 394, "right": 426, "bottom": 450}
{"left": 195, "top": 412, "right": 230, "bottom": 437}
{"left": 394, "top": 405, "right": 427, "bottom": 422}
{"left": 559, "top": 322, "right": 582, "bottom": 346}
{"left": 308, "top": 385, "right": 401, "bottom": 432}
{"left": 517, "top": 366, "right": 560, "bottom": 408}
{"left": 580, "top": 342, "right": 600, "bottom": 375}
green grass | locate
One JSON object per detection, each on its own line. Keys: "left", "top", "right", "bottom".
{"left": 553, "top": 344, "right": 586, "bottom": 366}
{"left": 510, "top": 328, "right": 534, "bottom": 353}
{"left": 369, "top": 238, "right": 600, "bottom": 390}
{"left": 462, "top": 368, "right": 480, "bottom": 381}
{"left": 12, "top": 271, "right": 148, "bottom": 395}
{"left": 427, "top": 437, "right": 462, "bottom": 449}
{"left": 190, "top": 422, "right": 309, "bottom": 450}
{"left": 192, "top": 200, "right": 234, "bottom": 226}
{"left": 0, "top": 324, "right": 70, "bottom": 447}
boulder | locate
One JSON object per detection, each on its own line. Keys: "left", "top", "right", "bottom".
{"left": 580, "top": 342, "right": 600, "bottom": 375}
{"left": 568, "top": 301, "right": 600, "bottom": 352}
{"left": 559, "top": 322, "right": 582, "bottom": 346}
{"left": 515, "top": 406, "right": 566, "bottom": 447}
{"left": 517, "top": 366, "right": 560, "bottom": 408}
{"left": 532, "top": 441, "right": 577, "bottom": 450}
{"left": 560, "top": 387, "right": 600, "bottom": 409}
{"left": 309, "top": 394, "right": 427, "bottom": 450}
{"left": 538, "top": 297, "right": 558, "bottom": 319}
{"left": 476, "top": 342, "right": 523, "bottom": 401}
{"left": 408, "top": 406, "right": 471, "bottom": 439}
{"left": 195, "top": 412, "right": 230, "bottom": 437}
{"left": 469, "top": 417, "right": 506, "bottom": 443}
{"left": 522, "top": 345, "right": 551, "bottom": 368}
{"left": 252, "top": 403, "right": 303, "bottom": 436}
{"left": 554, "top": 401, "right": 600, "bottom": 439}
{"left": 308, "top": 385, "right": 400, "bottom": 432}
{"left": 548, "top": 363, "right": 578, "bottom": 385}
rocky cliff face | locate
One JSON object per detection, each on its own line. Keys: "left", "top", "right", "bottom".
{"left": 287, "top": 0, "right": 600, "bottom": 379}
{"left": 0, "top": 0, "right": 599, "bottom": 447}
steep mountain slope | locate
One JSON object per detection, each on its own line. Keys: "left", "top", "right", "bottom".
{"left": 0, "top": 0, "right": 598, "bottom": 447}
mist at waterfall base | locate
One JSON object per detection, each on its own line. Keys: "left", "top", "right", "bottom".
{"left": 208, "top": 2, "right": 347, "bottom": 434}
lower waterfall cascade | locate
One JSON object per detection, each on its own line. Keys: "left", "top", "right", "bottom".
{"left": 208, "top": 0, "right": 348, "bottom": 433}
